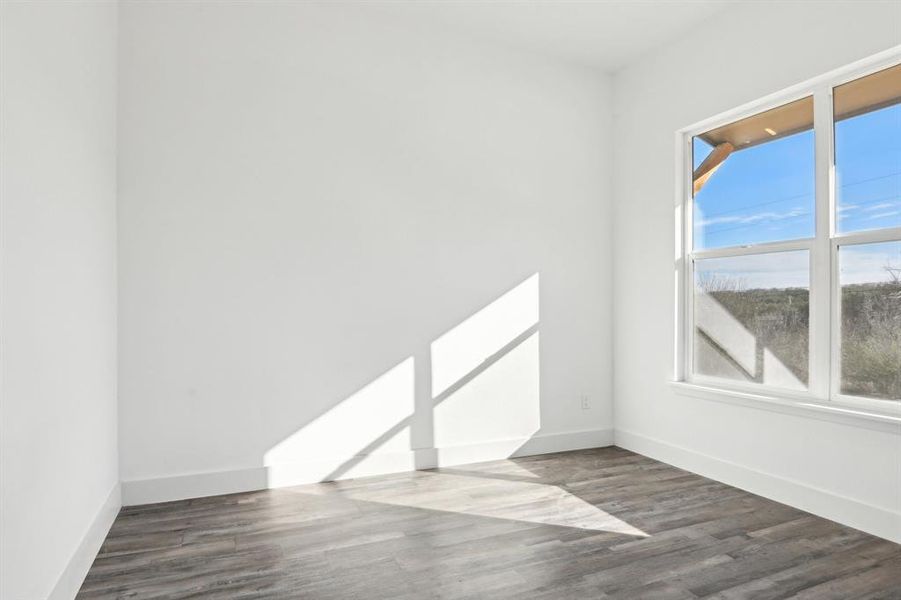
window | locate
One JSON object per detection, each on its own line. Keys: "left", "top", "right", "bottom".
{"left": 692, "top": 97, "right": 815, "bottom": 250}
{"left": 680, "top": 58, "right": 901, "bottom": 408}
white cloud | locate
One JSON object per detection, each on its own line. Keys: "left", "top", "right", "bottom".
{"left": 865, "top": 210, "right": 901, "bottom": 221}
{"left": 863, "top": 202, "right": 898, "bottom": 212}
{"left": 697, "top": 207, "right": 806, "bottom": 228}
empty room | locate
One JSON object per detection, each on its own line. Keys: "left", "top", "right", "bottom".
{"left": 2, "top": 0, "right": 901, "bottom": 598}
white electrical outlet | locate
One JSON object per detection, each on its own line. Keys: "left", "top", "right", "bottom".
{"left": 581, "top": 395, "right": 590, "bottom": 410}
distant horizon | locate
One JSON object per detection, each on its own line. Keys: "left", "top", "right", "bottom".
{"left": 694, "top": 240, "right": 901, "bottom": 290}
{"left": 698, "top": 280, "right": 899, "bottom": 293}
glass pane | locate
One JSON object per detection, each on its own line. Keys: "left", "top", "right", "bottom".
{"left": 839, "top": 241, "right": 901, "bottom": 400}
{"left": 693, "top": 97, "right": 815, "bottom": 250}
{"left": 835, "top": 64, "right": 901, "bottom": 233}
{"left": 693, "top": 251, "right": 809, "bottom": 389}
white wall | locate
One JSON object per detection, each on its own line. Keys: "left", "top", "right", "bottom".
{"left": 0, "top": 1, "right": 120, "bottom": 598}
{"left": 612, "top": 0, "right": 901, "bottom": 541}
{"left": 118, "top": 1, "right": 613, "bottom": 501}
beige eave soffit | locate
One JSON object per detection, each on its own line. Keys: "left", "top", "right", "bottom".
{"left": 698, "top": 63, "right": 901, "bottom": 151}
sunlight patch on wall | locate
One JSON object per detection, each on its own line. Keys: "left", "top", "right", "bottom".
{"left": 263, "top": 357, "right": 415, "bottom": 475}
{"left": 262, "top": 273, "right": 544, "bottom": 487}
{"left": 431, "top": 274, "right": 540, "bottom": 397}
{"left": 434, "top": 331, "right": 540, "bottom": 448}
{"left": 431, "top": 273, "right": 540, "bottom": 449}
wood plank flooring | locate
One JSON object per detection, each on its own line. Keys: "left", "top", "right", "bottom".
{"left": 78, "top": 448, "right": 901, "bottom": 599}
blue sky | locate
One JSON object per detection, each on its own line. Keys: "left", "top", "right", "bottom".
{"left": 835, "top": 105, "right": 901, "bottom": 233}
{"left": 693, "top": 128, "right": 815, "bottom": 250}
{"left": 693, "top": 102, "right": 900, "bottom": 289}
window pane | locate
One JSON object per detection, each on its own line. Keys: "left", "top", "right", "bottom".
{"left": 839, "top": 242, "right": 901, "bottom": 400}
{"left": 693, "top": 251, "right": 809, "bottom": 389}
{"left": 693, "top": 97, "right": 815, "bottom": 250}
{"left": 835, "top": 64, "right": 901, "bottom": 233}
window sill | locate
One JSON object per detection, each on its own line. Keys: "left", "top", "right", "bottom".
{"left": 669, "top": 381, "right": 901, "bottom": 434}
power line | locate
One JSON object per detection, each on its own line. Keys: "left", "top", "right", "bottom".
{"left": 840, "top": 170, "right": 901, "bottom": 189}
{"left": 698, "top": 190, "right": 812, "bottom": 220}
{"left": 701, "top": 193, "right": 901, "bottom": 238}
{"left": 695, "top": 170, "right": 900, "bottom": 222}
{"left": 703, "top": 211, "right": 810, "bottom": 237}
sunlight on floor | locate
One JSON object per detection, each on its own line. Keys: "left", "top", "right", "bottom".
{"left": 303, "top": 471, "right": 649, "bottom": 537}
{"left": 451, "top": 459, "right": 544, "bottom": 479}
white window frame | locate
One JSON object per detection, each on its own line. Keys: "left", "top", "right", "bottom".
{"left": 674, "top": 47, "right": 901, "bottom": 418}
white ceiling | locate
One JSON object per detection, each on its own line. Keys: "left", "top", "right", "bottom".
{"left": 368, "top": 1, "right": 741, "bottom": 72}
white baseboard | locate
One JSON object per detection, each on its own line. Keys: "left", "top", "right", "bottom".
{"left": 614, "top": 429, "right": 901, "bottom": 544}
{"left": 122, "top": 428, "right": 614, "bottom": 506}
{"left": 47, "top": 483, "right": 121, "bottom": 600}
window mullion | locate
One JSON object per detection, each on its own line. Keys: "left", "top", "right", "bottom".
{"left": 811, "top": 85, "right": 834, "bottom": 401}
{"left": 679, "top": 133, "right": 694, "bottom": 382}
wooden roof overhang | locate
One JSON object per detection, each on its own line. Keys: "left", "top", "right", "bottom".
{"left": 693, "top": 64, "right": 901, "bottom": 195}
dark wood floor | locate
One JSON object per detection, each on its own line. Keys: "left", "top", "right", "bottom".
{"left": 78, "top": 448, "right": 901, "bottom": 599}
